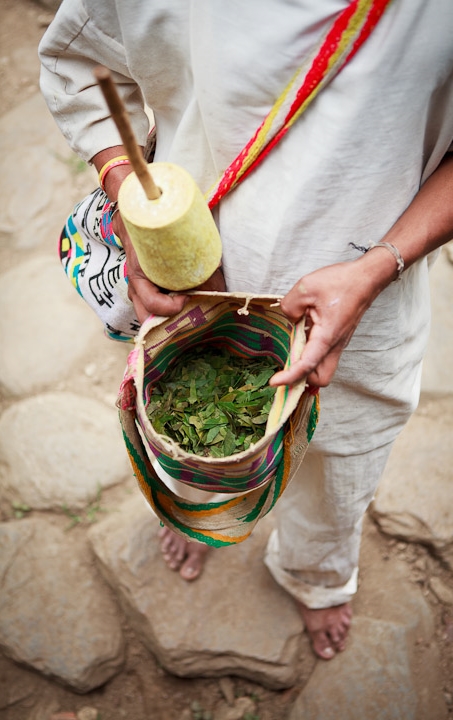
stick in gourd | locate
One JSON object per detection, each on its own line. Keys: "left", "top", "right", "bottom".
{"left": 93, "top": 65, "right": 160, "bottom": 200}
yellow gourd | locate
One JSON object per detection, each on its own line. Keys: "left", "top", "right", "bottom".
{"left": 118, "top": 163, "right": 222, "bottom": 291}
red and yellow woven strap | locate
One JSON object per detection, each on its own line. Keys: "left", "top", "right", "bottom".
{"left": 206, "top": 0, "right": 393, "bottom": 208}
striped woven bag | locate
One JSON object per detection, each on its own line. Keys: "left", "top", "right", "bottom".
{"left": 118, "top": 293, "right": 319, "bottom": 546}
{"left": 117, "top": 0, "right": 393, "bottom": 546}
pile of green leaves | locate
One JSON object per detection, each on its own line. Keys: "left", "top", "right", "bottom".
{"left": 146, "top": 345, "right": 279, "bottom": 457}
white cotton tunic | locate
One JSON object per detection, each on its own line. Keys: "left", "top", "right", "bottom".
{"left": 39, "top": 0, "right": 453, "bottom": 453}
{"left": 39, "top": 0, "right": 453, "bottom": 605}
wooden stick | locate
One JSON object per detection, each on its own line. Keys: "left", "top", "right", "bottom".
{"left": 93, "top": 65, "right": 160, "bottom": 200}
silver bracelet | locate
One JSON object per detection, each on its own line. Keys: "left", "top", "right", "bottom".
{"left": 369, "top": 241, "right": 404, "bottom": 281}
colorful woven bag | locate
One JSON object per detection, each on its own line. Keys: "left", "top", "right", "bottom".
{"left": 117, "top": 293, "right": 319, "bottom": 546}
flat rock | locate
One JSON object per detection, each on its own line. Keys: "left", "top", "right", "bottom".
{"left": 370, "top": 395, "right": 453, "bottom": 569}
{"left": 0, "top": 517, "right": 125, "bottom": 692}
{"left": 88, "top": 496, "right": 309, "bottom": 689}
{"left": 288, "top": 616, "right": 433, "bottom": 720}
{"left": 0, "top": 92, "right": 96, "bottom": 251}
{"left": 355, "top": 521, "right": 434, "bottom": 637}
{"left": 0, "top": 257, "right": 102, "bottom": 396}
{"left": 0, "top": 392, "right": 130, "bottom": 509}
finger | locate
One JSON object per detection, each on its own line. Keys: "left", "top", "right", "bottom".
{"left": 279, "top": 280, "right": 312, "bottom": 322}
{"left": 270, "top": 328, "right": 330, "bottom": 386}
{"left": 270, "top": 338, "right": 343, "bottom": 388}
{"left": 269, "top": 359, "right": 308, "bottom": 388}
{"left": 128, "top": 281, "right": 188, "bottom": 323}
{"left": 305, "top": 351, "right": 343, "bottom": 387}
{"left": 128, "top": 290, "right": 152, "bottom": 325}
{"left": 271, "top": 351, "right": 342, "bottom": 388}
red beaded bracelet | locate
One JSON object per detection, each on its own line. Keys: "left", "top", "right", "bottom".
{"left": 98, "top": 155, "right": 131, "bottom": 191}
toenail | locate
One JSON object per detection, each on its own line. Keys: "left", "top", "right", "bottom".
{"left": 321, "top": 646, "right": 335, "bottom": 659}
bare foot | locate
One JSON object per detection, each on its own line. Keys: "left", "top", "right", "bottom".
{"left": 298, "top": 602, "right": 352, "bottom": 660}
{"left": 158, "top": 526, "right": 210, "bottom": 581}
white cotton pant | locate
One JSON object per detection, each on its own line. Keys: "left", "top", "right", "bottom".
{"left": 263, "top": 441, "right": 393, "bottom": 608}
{"left": 261, "top": 330, "right": 423, "bottom": 608}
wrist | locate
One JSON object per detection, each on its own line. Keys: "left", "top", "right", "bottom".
{"left": 98, "top": 155, "right": 131, "bottom": 191}
{"left": 91, "top": 145, "right": 142, "bottom": 201}
{"left": 103, "top": 164, "right": 134, "bottom": 200}
{"left": 367, "top": 241, "right": 404, "bottom": 281}
{"left": 355, "top": 243, "right": 403, "bottom": 296}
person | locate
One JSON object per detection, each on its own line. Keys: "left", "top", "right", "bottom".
{"left": 38, "top": 0, "right": 453, "bottom": 661}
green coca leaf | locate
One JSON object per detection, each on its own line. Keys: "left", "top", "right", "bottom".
{"left": 146, "top": 345, "right": 279, "bottom": 457}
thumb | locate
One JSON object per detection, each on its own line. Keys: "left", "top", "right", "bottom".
{"left": 270, "top": 333, "right": 342, "bottom": 388}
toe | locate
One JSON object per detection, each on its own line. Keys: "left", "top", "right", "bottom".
{"left": 158, "top": 528, "right": 210, "bottom": 581}
{"left": 159, "top": 528, "right": 174, "bottom": 554}
{"left": 159, "top": 528, "right": 189, "bottom": 570}
{"left": 329, "top": 632, "right": 346, "bottom": 653}
{"left": 329, "top": 627, "right": 343, "bottom": 647}
{"left": 180, "top": 560, "right": 201, "bottom": 581}
{"left": 179, "top": 545, "right": 209, "bottom": 581}
{"left": 312, "top": 633, "right": 335, "bottom": 660}
{"left": 162, "top": 544, "right": 183, "bottom": 570}
{"left": 163, "top": 554, "right": 181, "bottom": 571}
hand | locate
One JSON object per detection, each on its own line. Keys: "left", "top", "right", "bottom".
{"left": 270, "top": 259, "right": 384, "bottom": 388}
{"left": 112, "top": 211, "right": 189, "bottom": 322}
{"left": 270, "top": 154, "right": 453, "bottom": 388}
{"left": 113, "top": 211, "right": 226, "bottom": 322}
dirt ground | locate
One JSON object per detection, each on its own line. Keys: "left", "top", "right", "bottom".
{"left": 0, "top": 1, "right": 452, "bottom": 719}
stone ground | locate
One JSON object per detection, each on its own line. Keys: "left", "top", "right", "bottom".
{"left": 0, "top": 1, "right": 453, "bottom": 719}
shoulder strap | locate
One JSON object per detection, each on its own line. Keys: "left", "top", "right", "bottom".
{"left": 206, "top": 0, "right": 393, "bottom": 208}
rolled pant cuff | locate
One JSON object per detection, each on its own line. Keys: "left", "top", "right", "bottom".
{"left": 264, "top": 528, "right": 358, "bottom": 609}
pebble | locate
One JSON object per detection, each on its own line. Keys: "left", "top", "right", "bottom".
{"left": 213, "top": 696, "right": 256, "bottom": 720}
{"left": 429, "top": 576, "right": 453, "bottom": 606}
{"left": 413, "top": 557, "right": 427, "bottom": 572}
{"left": 218, "top": 677, "right": 235, "bottom": 706}
{"left": 84, "top": 363, "right": 97, "bottom": 378}
{"left": 77, "top": 708, "right": 99, "bottom": 720}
